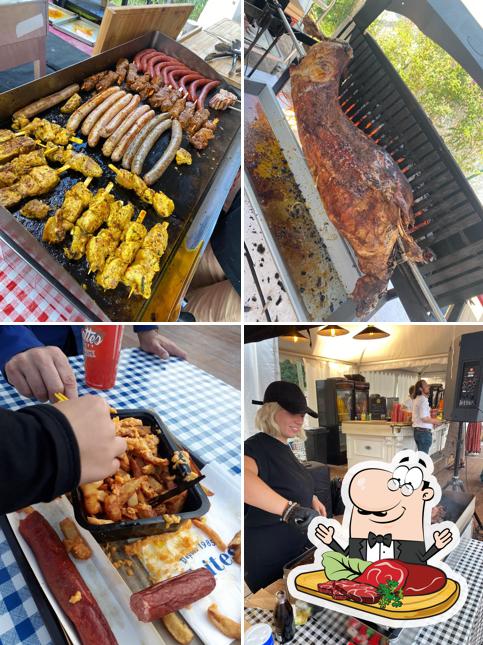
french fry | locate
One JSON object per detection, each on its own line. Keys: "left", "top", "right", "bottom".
{"left": 193, "top": 518, "right": 227, "bottom": 552}
{"left": 87, "top": 516, "right": 114, "bottom": 525}
{"left": 201, "top": 484, "right": 214, "bottom": 497}
{"left": 59, "top": 517, "right": 92, "bottom": 560}
{"left": 161, "top": 612, "right": 194, "bottom": 645}
{"left": 207, "top": 603, "right": 241, "bottom": 639}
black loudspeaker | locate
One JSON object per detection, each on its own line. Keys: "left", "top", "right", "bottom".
{"left": 444, "top": 331, "right": 483, "bottom": 422}
{"left": 304, "top": 427, "right": 329, "bottom": 464}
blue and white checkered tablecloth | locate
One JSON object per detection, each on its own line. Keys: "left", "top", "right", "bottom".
{"left": 0, "top": 347, "right": 241, "bottom": 645}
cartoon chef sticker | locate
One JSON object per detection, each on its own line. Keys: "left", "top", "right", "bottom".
{"left": 287, "top": 450, "right": 468, "bottom": 627}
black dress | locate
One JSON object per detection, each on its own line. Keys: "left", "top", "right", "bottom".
{"left": 244, "top": 432, "right": 315, "bottom": 592}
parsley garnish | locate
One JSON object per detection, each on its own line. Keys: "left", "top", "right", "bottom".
{"left": 376, "top": 580, "right": 404, "bottom": 609}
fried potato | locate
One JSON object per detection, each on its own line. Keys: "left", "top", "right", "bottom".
{"left": 60, "top": 517, "right": 92, "bottom": 560}
{"left": 193, "top": 518, "right": 226, "bottom": 552}
{"left": 207, "top": 603, "right": 241, "bottom": 639}
{"left": 162, "top": 612, "right": 194, "bottom": 644}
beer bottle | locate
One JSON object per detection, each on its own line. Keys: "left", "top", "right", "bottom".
{"left": 273, "top": 590, "right": 295, "bottom": 643}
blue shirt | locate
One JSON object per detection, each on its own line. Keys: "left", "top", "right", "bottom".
{"left": 0, "top": 325, "right": 157, "bottom": 374}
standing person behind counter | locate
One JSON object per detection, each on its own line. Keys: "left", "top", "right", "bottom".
{"left": 244, "top": 381, "right": 327, "bottom": 592}
{"left": 412, "top": 379, "right": 441, "bottom": 454}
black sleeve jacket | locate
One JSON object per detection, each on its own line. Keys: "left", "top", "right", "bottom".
{"left": 0, "top": 405, "right": 81, "bottom": 514}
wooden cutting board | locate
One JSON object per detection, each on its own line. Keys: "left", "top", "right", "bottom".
{"left": 294, "top": 569, "right": 461, "bottom": 621}
{"left": 93, "top": 3, "right": 193, "bottom": 55}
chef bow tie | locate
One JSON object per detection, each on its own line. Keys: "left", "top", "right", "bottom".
{"left": 368, "top": 532, "right": 392, "bottom": 548}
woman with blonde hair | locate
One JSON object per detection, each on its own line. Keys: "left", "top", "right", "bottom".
{"left": 244, "top": 381, "right": 327, "bottom": 592}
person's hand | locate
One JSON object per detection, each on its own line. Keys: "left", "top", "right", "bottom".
{"left": 312, "top": 495, "right": 327, "bottom": 517}
{"left": 54, "top": 395, "right": 127, "bottom": 485}
{"left": 137, "top": 330, "right": 187, "bottom": 360}
{"left": 315, "top": 523, "right": 335, "bottom": 545}
{"left": 433, "top": 528, "right": 453, "bottom": 550}
{"left": 5, "top": 346, "right": 78, "bottom": 403}
{"left": 282, "top": 502, "right": 318, "bottom": 534}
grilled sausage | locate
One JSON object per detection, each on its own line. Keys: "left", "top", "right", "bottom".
{"left": 134, "top": 48, "right": 156, "bottom": 70}
{"left": 152, "top": 60, "right": 179, "bottom": 83}
{"left": 162, "top": 64, "right": 191, "bottom": 87}
{"left": 102, "top": 104, "right": 150, "bottom": 157}
{"left": 122, "top": 113, "right": 169, "bottom": 169}
{"left": 67, "top": 86, "right": 121, "bottom": 132}
{"left": 140, "top": 51, "right": 163, "bottom": 73}
{"left": 99, "top": 94, "right": 140, "bottom": 138}
{"left": 147, "top": 54, "right": 177, "bottom": 78}
{"left": 111, "top": 110, "right": 156, "bottom": 162}
{"left": 130, "top": 568, "right": 216, "bottom": 622}
{"left": 13, "top": 84, "right": 80, "bottom": 120}
{"left": 143, "top": 119, "right": 182, "bottom": 185}
{"left": 87, "top": 92, "right": 131, "bottom": 147}
{"left": 168, "top": 68, "right": 194, "bottom": 89}
{"left": 81, "top": 89, "right": 124, "bottom": 136}
{"left": 197, "top": 80, "right": 221, "bottom": 110}
{"left": 189, "top": 78, "right": 216, "bottom": 103}
{"left": 19, "top": 511, "right": 118, "bottom": 645}
{"left": 179, "top": 73, "right": 204, "bottom": 95}
{"left": 131, "top": 118, "right": 172, "bottom": 175}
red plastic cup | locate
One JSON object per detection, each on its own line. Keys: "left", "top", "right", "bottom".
{"left": 82, "top": 325, "right": 123, "bottom": 390}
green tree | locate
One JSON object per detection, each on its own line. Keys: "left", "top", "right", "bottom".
{"left": 308, "top": 0, "right": 362, "bottom": 37}
{"left": 369, "top": 14, "right": 482, "bottom": 176}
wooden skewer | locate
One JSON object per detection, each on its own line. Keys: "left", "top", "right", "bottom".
{"left": 137, "top": 209, "right": 146, "bottom": 224}
{"left": 84, "top": 176, "right": 93, "bottom": 187}
{"left": 55, "top": 164, "right": 70, "bottom": 174}
{"left": 54, "top": 391, "right": 117, "bottom": 415}
{"left": 108, "top": 163, "right": 121, "bottom": 175}
{"left": 104, "top": 181, "right": 114, "bottom": 194}
{"left": 16, "top": 129, "right": 83, "bottom": 144}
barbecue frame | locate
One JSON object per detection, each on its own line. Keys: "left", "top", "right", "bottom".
{"left": 0, "top": 31, "right": 241, "bottom": 321}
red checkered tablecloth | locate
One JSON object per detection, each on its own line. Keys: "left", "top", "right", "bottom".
{"left": 0, "top": 240, "right": 84, "bottom": 321}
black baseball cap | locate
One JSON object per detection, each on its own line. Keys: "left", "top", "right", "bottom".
{"left": 252, "top": 380, "right": 318, "bottom": 418}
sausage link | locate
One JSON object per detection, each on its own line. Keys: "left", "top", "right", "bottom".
{"left": 122, "top": 113, "right": 169, "bottom": 169}
{"left": 88, "top": 92, "right": 131, "bottom": 147}
{"left": 102, "top": 104, "right": 150, "bottom": 157}
{"left": 168, "top": 68, "right": 193, "bottom": 89}
{"left": 13, "top": 84, "right": 80, "bottom": 120}
{"left": 100, "top": 94, "right": 140, "bottom": 138}
{"left": 134, "top": 48, "right": 156, "bottom": 70}
{"left": 143, "top": 119, "right": 182, "bottom": 186}
{"left": 140, "top": 51, "right": 163, "bottom": 73}
{"left": 189, "top": 78, "right": 214, "bottom": 102}
{"left": 162, "top": 64, "right": 191, "bottom": 87}
{"left": 179, "top": 73, "right": 204, "bottom": 95}
{"left": 19, "top": 511, "right": 117, "bottom": 645}
{"left": 67, "top": 86, "right": 121, "bottom": 132}
{"left": 131, "top": 118, "right": 172, "bottom": 175}
{"left": 111, "top": 110, "right": 156, "bottom": 162}
{"left": 197, "top": 80, "right": 221, "bottom": 110}
{"left": 130, "top": 568, "right": 216, "bottom": 622}
{"left": 152, "top": 60, "right": 178, "bottom": 83}
{"left": 147, "top": 54, "right": 177, "bottom": 78}
{"left": 81, "top": 89, "right": 124, "bottom": 136}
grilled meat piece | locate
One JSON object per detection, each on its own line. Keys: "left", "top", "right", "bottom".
{"left": 46, "top": 145, "right": 102, "bottom": 178}
{"left": 96, "top": 70, "right": 119, "bottom": 92}
{"left": 0, "top": 136, "right": 36, "bottom": 164}
{"left": 60, "top": 93, "right": 82, "bottom": 114}
{"left": 186, "top": 109, "right": 209, "bottom": 135}
{"left": 209, "top": 89, "right": 237, "bottom": 111}
{"left": 189, "top": 127, "right": 215, "bottom": 150}
{"left": 0, "top": 150, "right": 46, "bottom": 187}
{"left": 22, "top": 118, "right": 71, "bottom": 146}
{"left": 82, "top": 71, "right": 109, "bottom": 92}
{"left": 112, "top": 167, "right": 174, "bottom": 218}
{"left": 115, "top": 58, "right": 130, "bottom": 85}
{"left": 178, "top": 102, "right": 196, "bottom": 129}
{"left": 290, "top": 40, "right": 425, "bottom": 317}
{"left": 43, "top": 181, "right": 93, "bottom": 243}
{"left": 20, "top": 199, "right": 50, "bottom": 219}
{"left": 0, "top": 165, "right": 59, "bottom": 207}
{"left": 148, "top": 86, "right": 179, "bottom": 112}
{"left": 169, "top": 96, "right": 187, "bottom": 119}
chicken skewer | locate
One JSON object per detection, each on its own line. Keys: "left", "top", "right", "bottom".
{"left": 0, "top": 164, "right": 69, "bottom": 208}
{"left": 123, "top": 222, "right": 169, "bottom": 299}
{"left": 108, "top": 164, "right": 174, "bottom": 218}
{"left": 43, "top": 177, "right": 94, "bottom": 244}
{"left": 13, "top": 118, "right": 83, "bottom": 145}
{"left": 0, "top": 135, "right": 37, "bottom": 165}
{"left": 96, "top": 211, "right": 147, "bottom": 290}
{"left": 0, "top": 150, "right": 47, "bottom": 188}
{"left": 44, "top": 144, "right": 102, "bottom": 178}
{"left": 64, "top": 183, "right": 114, "bottom": 260}
{"left": 86, "top": 201, "right": 134, "bottom": 273}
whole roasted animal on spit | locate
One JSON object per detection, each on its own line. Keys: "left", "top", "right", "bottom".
{"left": 290, "top": 39, "right": 426, "bottom": 317}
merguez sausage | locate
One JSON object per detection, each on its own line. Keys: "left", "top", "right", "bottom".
{"left": 189, "top": 78, "right": 217, "bottom": 103}
{"left": 67, "top": 86, "right": 121, "bottom": 132}
{"left": 122, "top": 113, "right": 169, "bottom": 169}
{"left": 147, "top": 54, "right": 177, "bottom": 78}
{"left": 81, "top": 89, "right": 124, "bottom": 136}
{"left": 131, "top": 118, "right": 172, "bottom": 175}
{"left": 162, "top": 64, "right": 191, "bottom": 87}
{"left": 130, "top": 568, "right": 216, "bottom": 622}
{"left": 102, "top": 104, "right": 150, "bottom": 157}
{"left": 99, "top": 94, "right": 140, "bottom": 138}
{"left": 168, "top": 68, "right": 194, "bottom": 89}
{"left": 197, "top": 80, "right": 221, "bottom": 110}
{"left": 13, "top": 84, "right": 80, "bottom": 120}
{"left": 143, "top": 119, "right": 182, "bottom": 186}
{"left": 110, "top": 110, "right": 156, "bottom": 162}
{"left": 88, "top": 92, "right": 131, "bottom": 147}
{"left": 140, "top": 51, "right": 163, "bottom": 73}
{"left": 179, "top": 73, "right": 204, "bottom": 95}
{"left": 134, "top": 48, "right": 156, "bottom": 70}
{"left": 19, "top": 511, "right": 118, "bottom": 645}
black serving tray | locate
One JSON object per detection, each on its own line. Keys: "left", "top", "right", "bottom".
{"left": 71, "top": 408, "right": 210, "bottom": 542}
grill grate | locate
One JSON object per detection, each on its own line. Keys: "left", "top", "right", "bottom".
{"left": 336, "top": 20, "right": 483, "bottom": 310}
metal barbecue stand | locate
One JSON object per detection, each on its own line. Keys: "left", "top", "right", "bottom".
{"left": 245, "top": 0, "right": 483, "bottom": 321}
